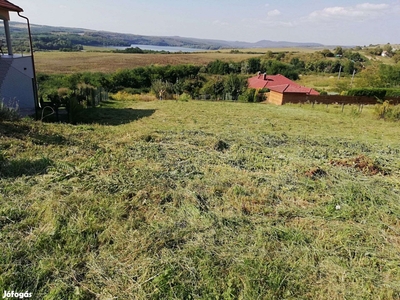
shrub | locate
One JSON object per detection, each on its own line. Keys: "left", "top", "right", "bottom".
{"left": 121, "top": 87, "right": 150, "bottom": 95}
{"left": 258, "top": 88, "right": 270, "bottom": 93}
{"left": 347, "top": 88, "right": 387, "bottom": 99}
{"left": 57, "top": 87, "right": 70, "bottom": 98}
{"left": 66, "top": 96, "right": 84, "bottom": 124}
{"left": 111, "top": 91, "right": 157, "bottom": 102}
{"left": 374, "top": 101, "right": 400, "bottom": 121}
{"left": 347, "top": 88, "right": 400, "bottom": 101}
{"left": 238, "top": 88, "right": 256, "bottom": 103}
{"left": 0, "top": 98, "right": 20, "bottom": 121}
{"left": 111, "top": 91, "right": 138, "bottom": 101}
{"left": 385, "top": 89, "right": 400, "bottom": 98}
{"left": 178, "top": 93, "right": 191, "bottom": 102}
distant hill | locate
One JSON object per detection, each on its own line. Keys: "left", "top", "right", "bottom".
{"left": 9, "top": 22, "right": 324, "bottom": 51}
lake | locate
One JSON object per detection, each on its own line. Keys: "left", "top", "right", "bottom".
{"left": 115, "top": 44, "right": 204, "bottom": 53}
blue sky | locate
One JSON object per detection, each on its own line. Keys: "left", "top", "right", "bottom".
{"left": 11, "top": 0, "right": 400, "bottom": 46}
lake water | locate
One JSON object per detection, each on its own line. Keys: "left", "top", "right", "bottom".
{"left": 115, "top": 44, "right": 204, "bottom": 53}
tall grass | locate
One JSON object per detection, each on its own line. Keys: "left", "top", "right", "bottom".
{"left": 34, "top": 51, "right": 262, "bottom": 74}
{"left": 1, "top": 100, "right": 399, "bottom": 299}
{"left": 0, "top": 98, "right": 20, "bottom": 121}
{"left": 374, "top": 101, "right": 400, "bottom": 121}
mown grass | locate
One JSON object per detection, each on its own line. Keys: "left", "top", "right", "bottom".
{"left": 1, "top": 100, "right": 400, "bottom": 299}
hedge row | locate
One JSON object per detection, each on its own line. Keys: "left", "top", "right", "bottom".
{"left": 347, "top": 88, "right": 400, "bottom": 98}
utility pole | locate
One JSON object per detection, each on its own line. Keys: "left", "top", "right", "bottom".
{"left": 351, "top": 69, "right": 356, "bottom": 87}
{"left": 338, "top": 65, "right": 342, "bottom": 80}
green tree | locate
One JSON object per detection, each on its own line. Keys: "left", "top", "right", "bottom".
{"left": 241, "top": 60, "right": 250, "bottom": 75}
{"left": 247, "top": 58, "right": 261, "bottom": 74}
{"left": 343, "top": 51, "right": 365, "bottom": 62}
{"left": 265, "top": 51, "right": 274, "bottom": 59}
{"left": 223, "top": 74, "right": 246, "bottom": 100}
{"left": 261, "top": 60, "right": 299, "bottom": 80}
{"left": 383, "top": 43, "right": 393, "bottom": 54}
{"left": 173, "top": 79, "right": 184, "bottom": 98}
{"left": 393, "top": 53, "right": 400, "bottom": 64}
{"left": 200, "top": 78, "right": 224, "bottom": 100}
{"left": 206, "top": 60, "right": 230, "bottom": 75}
{"left": 334, "top": 46, "right": 343, "bottom": 56}
{"left": 358, "top": 63, "right": 383, "bottom": 88}
{"left": 320, "top": 49, "right": 334, "bottom": 57}
{"left": 151, "top": 80, "right": 172, "bottom": 100}
{"left": 370, "top": 46, "right": 383, "bottom": 56}
{"left": 289, "top": 57, "right": 306, "bottom": 71}
{"left": 379, "top": 64, "right": 400, "bottom": 87}
{"left": 343, "top": 60, "right": 355, "bottom": 75}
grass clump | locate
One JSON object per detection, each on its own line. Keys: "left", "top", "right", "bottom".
{"left": 111, "top": 91, "right": 157, "bottom": 102}
{"left": 374, "top": 101, "right": 400, "bottom": 121}
{"left": 0, "top": 98, "right": 20, "bottom": 121}
{"left": 178, "top": 93, "right": 191, "bottom": 102}
{"left": 1, "top": 100, "right": 400, "bottom": 299}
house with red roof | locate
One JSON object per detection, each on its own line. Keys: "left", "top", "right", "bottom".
{"left": 248, "top": 73, "right": 319, "bottom": 105}
{"left": 0, "top": 0, "right": 38, "bottom": 116}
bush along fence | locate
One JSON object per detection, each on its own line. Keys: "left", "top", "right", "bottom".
{"left": 305, "top": 95, "right": 400, "bottom": 106}
{"left": 304, "top": 88, "right": 400, "bottom": 106}
{"left": 40, "top": 86, "right": 108, "bottom": 123}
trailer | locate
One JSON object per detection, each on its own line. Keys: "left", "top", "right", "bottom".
{"left": 0, "top": 0, "right": 37, "bottom": 117}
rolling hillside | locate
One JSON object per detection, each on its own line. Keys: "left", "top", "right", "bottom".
{"left": 10, "top": 21, "right": 324, "bottom": 50}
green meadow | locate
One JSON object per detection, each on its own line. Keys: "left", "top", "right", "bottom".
{"left": 1, "top": 100, "right": 400, "bottom": 299}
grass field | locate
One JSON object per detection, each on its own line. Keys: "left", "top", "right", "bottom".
{"left": 1, "top": 100, "right": 400, "bottom": 299}
{"left": 32, "top": 48, "right": 361, "bottom": 92}
{"left": 34, "top": 51, "right": 262, "bottom": 74}
{"left": 33, "top": 46, "right": 330, "bottom": 75}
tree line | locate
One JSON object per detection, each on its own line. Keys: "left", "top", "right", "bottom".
{"left": 37, "top": 64, "right": 249, "bottom": 102}
{"left": 37, "top": 52, "right": 400, "bottom": 103}
{"left": 11, "top": 33, "right": 130, "bottom": 52}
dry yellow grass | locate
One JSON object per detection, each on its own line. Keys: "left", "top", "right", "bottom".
{"left": 34, "top": 51, "right": 263, "bottom": 74}
{"left": 217, "top": 47, "right": 323, "bottom": 53}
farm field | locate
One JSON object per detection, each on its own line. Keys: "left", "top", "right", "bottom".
{"left": 1, "top": 100, "right": 400, "bottom": 299}
{"left": 34, "top": 51, "right": 263, "bottom": 74}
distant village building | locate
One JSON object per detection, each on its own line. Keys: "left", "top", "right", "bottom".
{"left": 0, "top": 0, "right": 37, "bottom": 116}
{"left": 248, "top": 73, "right": 319, "bottom": 105}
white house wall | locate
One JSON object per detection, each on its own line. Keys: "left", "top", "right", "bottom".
{"left": 0, "top": 56, "right": 36, "bottom": 115}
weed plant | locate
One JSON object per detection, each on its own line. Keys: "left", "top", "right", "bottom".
{"left": 0, "top": 100, "right": 399, "bottom": 299}
{"left": 0, "top": 98, "right": 20, "bottom": 121}
{"left": 375, "top": 101, "right": 400, "bottom": 121}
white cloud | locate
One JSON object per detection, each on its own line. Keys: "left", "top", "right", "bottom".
{"left": 307, "top": 2, "right": 390, "bottom": 22}
{"left": 355, "top": 3, "right": 389, "bottom": 10}
{"left": 267, "top": 9, "right": 281, "bottom": 17}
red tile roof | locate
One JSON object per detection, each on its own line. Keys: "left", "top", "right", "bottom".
{"left": 0, "top": 0, "right": 23, "bottom": 12}
{"left": 248, "top": 73, "right": 319, "bottom": 95}
{"left": 268, "top": 84, "right": 320, "bottom": 95}
{"left": 248, "top": 74, "right": 294, "bottom": 89}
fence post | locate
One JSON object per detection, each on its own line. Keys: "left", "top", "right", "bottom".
{"left": 341, "top": 103, "right": 344, "bottom": 112}
{"left": 91, "top": 88, "right": 95, "bottom": 108}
